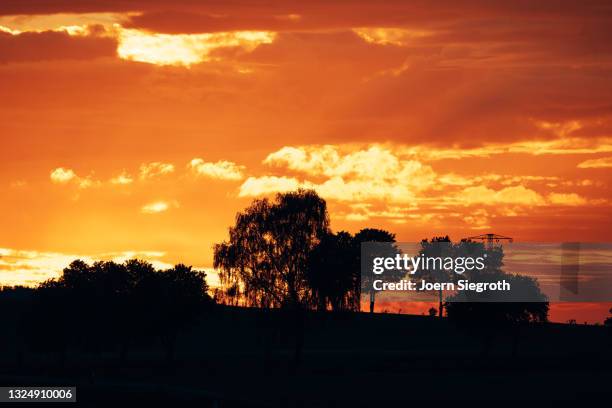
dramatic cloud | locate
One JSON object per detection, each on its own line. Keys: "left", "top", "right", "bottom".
{"left": 189, "top": 158, "right": 244, "bottom": 180}
{"left": 0, "top": 12, "right": 274, "bottom": 66}
{"left": 239, "top": 176, "right": 301, "bottom": 197}
{"left": 0, "top": 28, "right": 116, "bottom": 63}
{"left": 242, "top": 144, "right": 603, "bottom": 222}
{"left": 0, "top": 13, "right": 126, "bottom": 32}
{"left": 256, "top": 145, "right": 436, "bottom": 203}
{"left": 117, "top": 28, "right": 275, "bottom": 66}
{"left": 264, "top": 145, "right": 435, "bottom": 186}
{"left": 267, "top": 139, "right": 612, "bottom": 169}
{"left": 2, "top": 0, "right": 612, "bottom": 312}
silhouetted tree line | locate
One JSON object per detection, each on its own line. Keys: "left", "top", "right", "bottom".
{"left": 0, "top": 189, "right": 553, "bottom": 365}
{"left": 5, "top": 260, "right": 211, "bottom": 361}
{"left": 605, "top": 308, "right": 612, "bottom": 327}
{"left": 213, "top": 190, "right": 549, "bottom": 325}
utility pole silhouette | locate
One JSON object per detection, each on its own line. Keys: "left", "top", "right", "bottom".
{"left": 463, "top": 233, "right": 513, "bottom": 249}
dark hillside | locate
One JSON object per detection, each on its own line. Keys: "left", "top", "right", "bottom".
{"left": 2, "top": 305, "right": 611, "bottom": 407}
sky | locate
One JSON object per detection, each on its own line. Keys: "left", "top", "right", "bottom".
{"left": 1, "top": 1, "right": 611, "bottom": 322}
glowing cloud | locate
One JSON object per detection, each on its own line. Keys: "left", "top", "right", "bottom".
{"left": 245, "top": 144, "right": 602, "bottom": 222}
{"left": 0, "top": 13, "right": 126, "bottom": 34}
{"left": 264, "top": 145, "right": 435, "bottom": 187}
{"left": 0, "top": 23, "right": 88, "bottom": 36}
{"left": 50, "top": 167, "right": 76, "bottom": 184}
{"left": 264, "top": 145, "right": 338, "bottom": 175}
{"left": 239, "top": 176, "right": 302, "bottom": 197}
{"left": 139, "top": 162, "right": 175, "bottom": 179}
{"left": 1, "top": 15, "right": 275, "bottom": 67}
{"left": 353, "top": 27, "right": 431, "bottom": 46}
{"left": 400, "top": 137, "right": 612, "bottom": 160}
{"left": 141, "top": 200, "right": 177, "bottom": 214}
{"left": 535, "top": 120, "right": 582, "bottom": 137}
{"left": 547, "top": 193, "right": 587, "bottom": 206}
{"left": 577, "top": 156, "right": 612, "bottom": 169}
{"left": 189, "top": 158, "right": 244, "bottom": 180}
{"left": 457, "top": 185, "right": 546, "bottom": 206}
{"left": 261, "top": 145, "right": 436, "bottom": 202}
{"left": 110, "top": 171, "right": 134, "bottom": 185}
{"left": 116, "top": 28, "right": 275, "bottom": 66}
{"left": 343, "top": 204, "right": 416, "bottom": 223}
{"left": 50, "top": 167, "right": 98, "bottom": 188}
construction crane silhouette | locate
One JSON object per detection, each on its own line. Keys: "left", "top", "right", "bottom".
{"left": 463, "top": 233, "right": 513, "bottom": 249}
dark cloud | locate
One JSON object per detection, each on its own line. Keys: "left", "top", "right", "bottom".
{"left": 0, "top": 30, "right": 116, "bottom": 63}
{"left": 123, "top": 11, "right": 302, "bottom": 34}
{"left": 121, "top": 1, "right": 612, "bottom": 36}
{"left": 2, "top": 1, "right": 612, "bottom": 27}
{"left": 0, "top": 2, "right": 611, "bottom": 149}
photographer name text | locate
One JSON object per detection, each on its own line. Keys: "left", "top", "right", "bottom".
{"left": 373, "top": 279, "right": 511, "bottom": 292}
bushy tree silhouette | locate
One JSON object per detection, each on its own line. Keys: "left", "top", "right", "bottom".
{"left": 24, "top": 279, "right": 72, "bottom": 365}
{"left": 604, "top": 308, "right": 612, "bottom": 327}
{"left": 306, "top": 231, "right": 358, "bottom": 311}
{"left": 444, "top": 241, "right": 549, "bottom": 325}
{"left": 415, "top": 236, "right": 453, "bottom": 317}
{"left": 354, "top": 228, "right": 399, "bottom": 313}
{"left": 443, "top": 240, "right": 548, "bottom": 356}
{"left": 0, "top": 286, "right": 35, "bottom": 367}
{"left": 23, "top": 259, "right": 210, "bottom": 362}
{"left": 305, "top": 227, "right": 400, "bottom": 313}
{"left": 156, "top": 264, "right": 210, "bottom": 361}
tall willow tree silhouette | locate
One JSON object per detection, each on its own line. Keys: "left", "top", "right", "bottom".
{"left": 214, "top": 189, "right": 329, "bottom": 309}
{"left": 214, "top": 190, "right": 329, "bottom": 372}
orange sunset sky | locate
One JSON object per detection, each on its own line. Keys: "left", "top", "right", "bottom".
{"left": 1, "top": 1, "right": 611, "bottom": 321}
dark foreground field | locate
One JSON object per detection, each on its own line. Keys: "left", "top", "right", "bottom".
{"left": 2, "top": 307, "right": 612, "bottom": 407}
